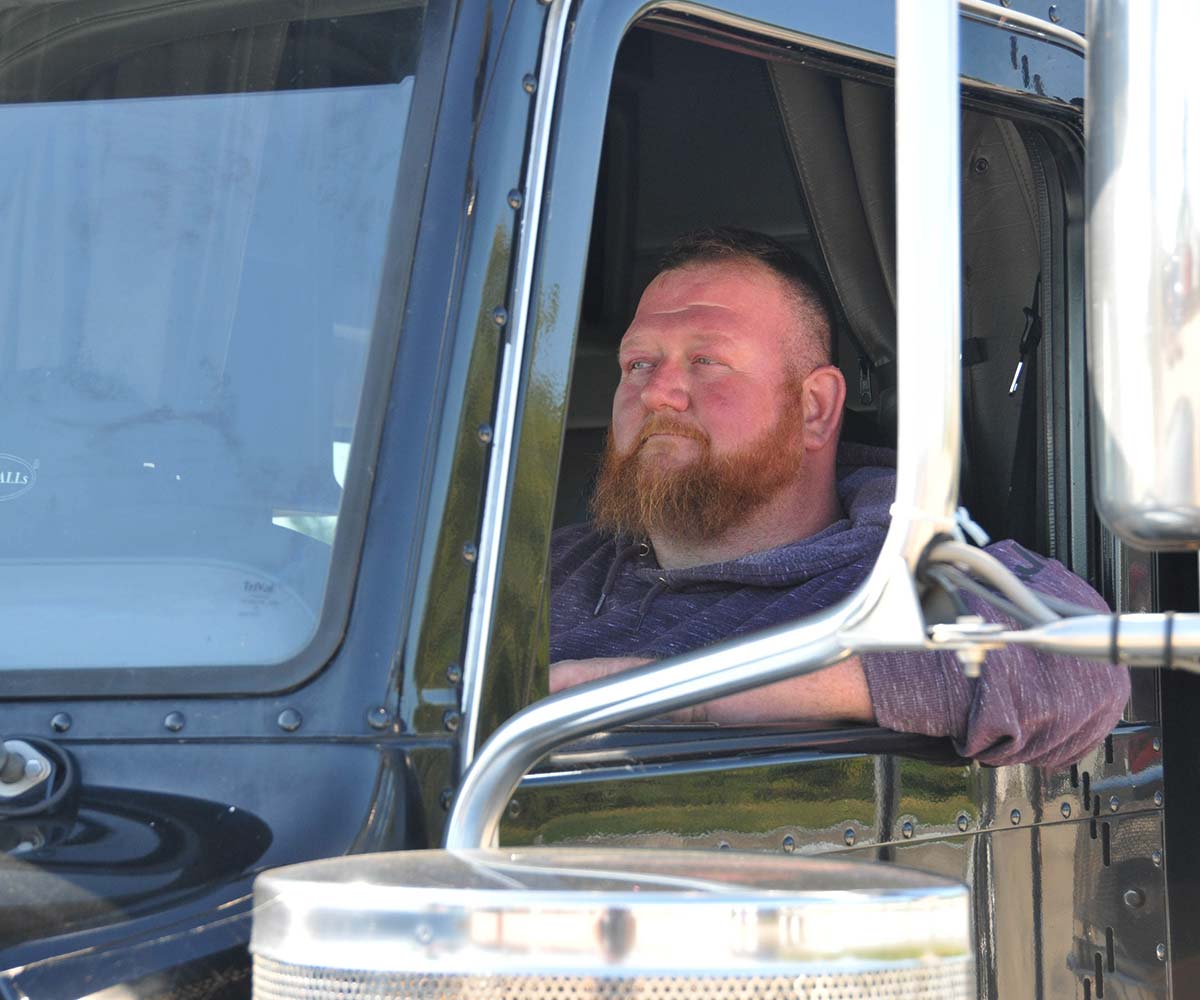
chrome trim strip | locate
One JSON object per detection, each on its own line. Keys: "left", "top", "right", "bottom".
{"left": 445, "top": 0, "right": 964, "bottom": 849}
{"left": 959, "top": 0, "right": 1086, "bottom": 54}
{"left": 457, "top": 0, "right": 571, "bottom": 773}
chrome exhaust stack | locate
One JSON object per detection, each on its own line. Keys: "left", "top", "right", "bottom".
{"left": 1087, "top": 0, "right": 1200, "bottom": 550}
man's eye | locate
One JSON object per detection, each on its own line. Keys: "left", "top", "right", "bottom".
{"left": 627, "top": 360, "right": 653, "bottom": 371}
{"left": 694, "top": 356, "right": 719, "bottom": 366}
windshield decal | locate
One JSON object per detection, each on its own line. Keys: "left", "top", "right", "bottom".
{"left": 0, "top": 454, "right": 36, "bottom": 502}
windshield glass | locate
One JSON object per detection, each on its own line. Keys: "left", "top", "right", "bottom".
{"left": 0, "top": 0, "right": 427, "bottom": 672}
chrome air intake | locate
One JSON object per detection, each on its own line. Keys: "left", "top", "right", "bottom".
{"left": 251, "top": 848, "right": 972, "bottom": 1000}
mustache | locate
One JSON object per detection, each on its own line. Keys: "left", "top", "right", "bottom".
{"left": 634, "top": 414, "right": 710, "bottom": 450}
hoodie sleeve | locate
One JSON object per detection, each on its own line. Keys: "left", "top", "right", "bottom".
{"left": 859, "top": 541, "right": 1130, "bottom": 769}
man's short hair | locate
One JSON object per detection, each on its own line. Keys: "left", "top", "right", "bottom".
{"left": 657, "top": 226, "right": 834, "bottom": 368}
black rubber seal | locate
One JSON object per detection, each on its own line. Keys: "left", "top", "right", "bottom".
{"left": 915, "top": 532, "right": 961, "bottom": 586}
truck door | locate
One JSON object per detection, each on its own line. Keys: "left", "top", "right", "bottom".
{"left": 466, "top": 4, "right": 1171, "bottom": 999}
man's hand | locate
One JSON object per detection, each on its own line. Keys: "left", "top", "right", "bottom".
{"left": 548, "top": 655, "right": 876, "bottom": 726}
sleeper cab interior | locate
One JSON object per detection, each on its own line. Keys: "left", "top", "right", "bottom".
{"left": 557, "top": 24, "right": 1072, "bottom": 568}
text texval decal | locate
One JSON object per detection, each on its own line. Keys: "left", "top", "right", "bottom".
{"left": 0, "top": 454, "right": 37, "bottom": 501}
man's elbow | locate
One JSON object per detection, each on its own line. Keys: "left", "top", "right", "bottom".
{"left": 1040, "top": 661, "right": 1131, "bottom": 770}
{"left": 970, "top": 658, "right": 1132, "bottom": 771}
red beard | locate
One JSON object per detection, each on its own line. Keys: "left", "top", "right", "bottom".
{"left": 590, "top": 391, "right": 806, "bottom": 543}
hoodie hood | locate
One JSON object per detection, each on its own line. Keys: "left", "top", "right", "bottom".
{"left": 549, "top": 442, "right": 898, "bottom": 662}
{"left": 626, "top": 442, "right": 895, "bottom": 590}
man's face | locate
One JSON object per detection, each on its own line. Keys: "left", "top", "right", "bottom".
{"left": 592, "top": 260, "right": 811, "bottom": 541}
{"left": 610, "top": 260, "right": 800, "bottom": 464}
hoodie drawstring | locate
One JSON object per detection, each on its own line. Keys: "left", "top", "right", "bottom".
{"left": 636, "top": 578, "right": 668, "bottom": 628}
{"left": 593, "top": 540, "right": 649, "bottom": 616}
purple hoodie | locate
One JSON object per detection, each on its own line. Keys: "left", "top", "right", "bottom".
{"left": 551, "top": 444, "right": 1130, "bottom": 769}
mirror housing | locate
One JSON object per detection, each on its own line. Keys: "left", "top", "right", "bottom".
{"left": 1087, "top": 0, "right": 1200, "bottom": 550}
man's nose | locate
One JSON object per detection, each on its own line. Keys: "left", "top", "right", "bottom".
{"left": 639, "top": 361, "right": 690, "bottom": 412}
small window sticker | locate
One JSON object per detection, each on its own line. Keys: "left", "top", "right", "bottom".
{"left": 0, "top": 454, "right": 37, "bottom": 502}
{"left": 239, "top": 577, "right": 281, "bottom": 618}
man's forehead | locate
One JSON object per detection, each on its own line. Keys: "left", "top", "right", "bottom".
{"left": 619, "top": 304, "right": 747, "bottom": 353}
{"left": 636, "top": 259, "right": 785, "bottom": 312}
{"left": 620, "top": 261, "right": 792, "bottom": 348}
{"left": 627, "top": 299, "right": 735, "bottom": 328}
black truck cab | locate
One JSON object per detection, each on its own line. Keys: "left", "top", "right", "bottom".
{"left": 0, "top": 2, "right": 1192, "bottom": 997}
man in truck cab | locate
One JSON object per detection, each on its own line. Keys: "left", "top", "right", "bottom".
{"left": 549, "top": 227, "right": 1129, "bottom": 769}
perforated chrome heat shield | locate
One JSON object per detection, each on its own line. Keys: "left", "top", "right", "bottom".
{"left": 250, "top": 848, "right": 973, "bottom": 1000}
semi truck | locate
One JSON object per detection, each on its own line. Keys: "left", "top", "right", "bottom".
{"left": 0, "top": 0, "right": 1196, "bottom": 996}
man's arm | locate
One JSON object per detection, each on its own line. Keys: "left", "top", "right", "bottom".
{"left": 549, "top": 542, "right": 1129, "bottom": 768}
{"left": 549, "top": 655, "right": 875, "bottom": 725}
{"left": 861, "top": 642, "right": 1128, "bottom": 769}
{"left": 551, "top": 638, "right": 1126, "bottom": 768}
{"left": 859, "top": 540, "right": 1129, "bottom": 768}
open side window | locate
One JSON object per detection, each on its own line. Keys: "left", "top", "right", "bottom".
{"left": 558, "top": 26, "right": 1072, "bottom": 557}
{"left": 542, "top": 19, "right": 1096, "bottom": 760}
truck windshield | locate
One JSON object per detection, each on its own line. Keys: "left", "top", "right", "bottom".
{"left": 0, "top": 0, "right": 428, "bottom": 673}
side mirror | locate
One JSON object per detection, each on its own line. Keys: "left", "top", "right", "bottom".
{"left": 1087, "top": 0, "right": 1200, "bottom": 550}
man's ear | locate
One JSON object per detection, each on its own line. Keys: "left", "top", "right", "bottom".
{"left": 801, "top": 365, "right": 846, "bottom": 451}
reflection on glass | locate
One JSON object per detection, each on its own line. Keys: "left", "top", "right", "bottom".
{"left": 0, "top": 81, "right": 411, "bottom": 669}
